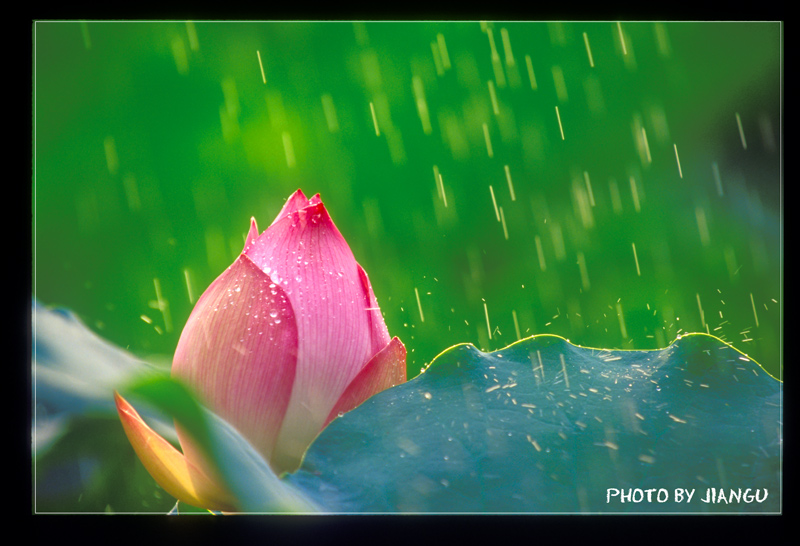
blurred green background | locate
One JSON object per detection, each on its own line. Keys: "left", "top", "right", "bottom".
{"left": 33, "top": 21, "right": 781, "bottom": 511}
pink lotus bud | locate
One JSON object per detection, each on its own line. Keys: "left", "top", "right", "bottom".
{"left": 116, "top": 190, "right": 406, "bottom": 508}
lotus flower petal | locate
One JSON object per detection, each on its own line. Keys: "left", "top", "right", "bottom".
{"left": 357, "top": 263, "right": 392, "bottom": 356}
{"left": 172, "top": 253, "right": 298, "bottom": 469}
{"left": 245, "top": 195, "right": 382, "bottom": 472}
{"left": 243, "top": 217, "right": 260, "bottom": 254}
{"left": 114, "top": 391, "right": 236, "bottom": 512}
{"left": 325, "top": 336, "right": 406, "bottom": 427}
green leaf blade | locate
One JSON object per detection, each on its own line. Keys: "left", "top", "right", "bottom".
{"left": 121, "top": 375, "right": 318, "bottom": 513}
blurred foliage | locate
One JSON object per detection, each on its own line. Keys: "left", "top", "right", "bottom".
{"left": 35, "top": 416, "right": 176, "bottom": 513}
{"left": 33, "top": 21, "right": 781, "bottom": 512}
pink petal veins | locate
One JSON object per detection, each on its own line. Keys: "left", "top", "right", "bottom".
{"left": 246, "top": 200, "right": 378, "bottom": 473}
{"left": 172, "top": 253, "right": 298, "bottom": 468}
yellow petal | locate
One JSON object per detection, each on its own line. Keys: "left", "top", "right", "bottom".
{"left": 114, "top": 391, "right": 237, "bottom": 512}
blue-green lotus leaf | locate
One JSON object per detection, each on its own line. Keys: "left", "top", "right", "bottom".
{"left": 287, "top": 334, "right": 780, "bottom": 513}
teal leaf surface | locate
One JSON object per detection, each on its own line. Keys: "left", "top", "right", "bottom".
{"left": 287, "top": 335, "right": 781, "bottom": 513}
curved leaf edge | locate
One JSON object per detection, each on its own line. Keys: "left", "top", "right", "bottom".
{"left": 420, "top": 331, "right": 780, "bottom": 382}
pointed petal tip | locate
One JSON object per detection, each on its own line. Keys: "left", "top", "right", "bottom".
{"left": 271, "top": 189, "right": 314, "bottom": 226}
{"left": 243, "top": 217, "right": 260, "bottom": 253}
{"left": 389, "top": 336, "right": 407, "bottom": 380}
{"left": 391, "top": 335, "right": 407, "bottom": 357}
